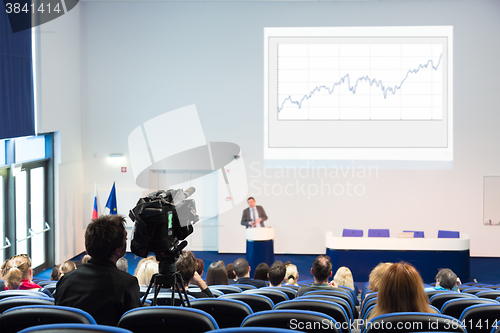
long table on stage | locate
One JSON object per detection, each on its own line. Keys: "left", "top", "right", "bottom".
{"left": 325, "top": 231, "right": 470, "bottom": 283}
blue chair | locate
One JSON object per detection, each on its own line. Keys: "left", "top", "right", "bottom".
{"left": 462, "top": 288, "right": 494, "bottom": 295}
{"left": 403, "top": 230, "right": 424, "bottom": 238}
{"left": 429, "top": 292, "right": 476, "bottom": 310}
{"left": 303, "top": 289, "right": 357, "bottom": 318}
{"left": 241, "top": 309, "right": 341, "bottom": 333}
{"left": 361, "top": 297, "right": 377, "bottom": 319}
{"left": 220, "top": 293, "right": 274, "bottom": 313}
{"left": 298, "top": 295, "right": 353, "bottom": 320}
{"left": 0, "top": 290, "right": 50, "bottom": 300}
{"left": 243, "top": 289, "right": 288, "bottom": 304}
{"left": 118, "top": 306, "right": 219, "bottom": 332}
{"left": 0, "top": 296, "right": 55, "bottom": 314}
{"left": 363, "top": 312, "right": 465, "bottom": 333}
{"left": 368, "top": 229, "right": 389, "bottom": 237}
{"left": 459, "top": 304, "right": 500, "bottom": 333}
{"left": 475, "top": 291, "right": 500, "bottom": 300}
{"left": 232, "top": 284, "right": 257, "bottom": 291}
{"left": 342, "top": 229, "right": 363, "bottom": 237}
{"left": 260, "top": 287, "right": 296, "bottom": 300}
{"left": 19, "top": 323, "right": 133, "bottom": 333}
{"left": 441, "top": 298, "right": 498, "bottom": 319}
{"left": 0, "top": 305, "right": 96, "bottom": 333}
{"left": 274, "top": 299, "right": 350, "bottom": 332}
{"left": 190, "top": 298, "right": 253, "bottom": 328}
{"left": 145, "top": 291, "right": 195, "bottom": 305}
{"left": 207, "top": 328, "right": 306, "bottom": 333}
{"left": 437, "top": 230, "right": 460, "bottom": 238}
{"left": 207, "top": 285, "right": 243, "bottom": 294}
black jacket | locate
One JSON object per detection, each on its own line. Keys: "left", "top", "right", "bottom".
{"left": 54, "top": 258, "right": 141, "bottom": 326}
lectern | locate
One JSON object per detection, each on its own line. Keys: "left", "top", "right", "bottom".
{"left": 245, "top": 227, "right": 275, "bottom": 274}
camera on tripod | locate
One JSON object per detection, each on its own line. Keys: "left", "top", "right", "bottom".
{"left": 128, "top": 187, "right": 199, "bottom": 305}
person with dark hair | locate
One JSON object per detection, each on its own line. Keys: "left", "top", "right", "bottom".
{"left": 206, "top": 261, "right": 228, "bottom": 286}
{"left": 268, "top": 261, "right": 286, "bottom": 287}
{"left": 241, "top": 197, "right": 268, "bottom": 228}
{"left": 434, "top": 268, "right": 460, "bottom": 291}
{"left": 369, "top": 262, "right": 433, "bottom": 319}
{"left": 296, "top": 255, "right": 343, "bottom": 297}
{"left": 253, "top": 262, "right": 269, "bottom": 281}
{"left": 229, "top": 258, "right": 266, "bottom": 288}
{"left": 55, "top": 215, "right": 141, "bottom": 326}
{"left": 226, "top": 263, "right": 236, "bottom": 282}
{"left": 176, "top": 251, "right": 214, "bottom": 298}
{"left": 50, "top": 264, "right": 61, "bottom": 281}
{"left": 196, "top": 258, "right": 204, "bottom": 277}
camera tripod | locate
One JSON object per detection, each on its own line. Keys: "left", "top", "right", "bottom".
{"left": 141, "top": 259, "right": 191, "bottom": 307}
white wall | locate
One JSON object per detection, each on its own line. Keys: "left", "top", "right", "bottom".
{"left": 75, "top": 0, "right": 500, "bottom": 256}
{"left": 38, "top": 6, "right": 84, "bottom": 263}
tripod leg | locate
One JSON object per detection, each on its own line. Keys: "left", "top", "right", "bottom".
{"left": 142, "top": 274, "right": 156, "bottom": 306}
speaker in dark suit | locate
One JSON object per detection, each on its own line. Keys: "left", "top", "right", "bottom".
{"left": 241, "top": 197, "right": 268, "bottom": 228}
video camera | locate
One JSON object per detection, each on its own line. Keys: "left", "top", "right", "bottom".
{"left": 129, "top": 187, "right": 199, "bottom": 271}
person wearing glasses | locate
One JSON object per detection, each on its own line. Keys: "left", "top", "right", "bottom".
{"left": 3, "top": 254, "right": 52, "bottom": 297}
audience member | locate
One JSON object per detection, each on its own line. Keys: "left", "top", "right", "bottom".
{"left": 0, "top": 259, "right": 9, "bottom": 290}
{"left": 206, "top": 260, "right": 228, "bottom": 286}
{"left": 134, "top": 256, "right": 159, "bottom": 287}
{"left": 50, "top": 264, "right": 61, "bottom": 281}
{"left": 368, "top": 262, "right": 392, "bottom": 292}
{"left": 226, "top": 263, "right": 236, "bottom": 282}
{"left": 3, "top": 254, "right": 52, "bottom": 296}
{"left": 55, "top": 215, "right": 141, "bottom": 326}
{"left": 176, "top": 251, "right": 214, "bottom": 298}
{"left": 81, "top": 254, "right": 91, "bottom": 264}
{"left": 59, "top": 260, "right": 77, "bottom": 278}
{"left": 196, "top": 258, "right": 204, "bottom": 277}
{"left": 434, "top": 268, "right": 460, "bottom": 291}
{"left": 296, "top": 255, "right": 344, "bottom": 297}
{"left": 229, "top": 258, "right": 267, "bottom": 288}
{"left": 268, "top": 261, "right": 286, "bottom": 287}
{"left": 284, "top": 263, "right": 299, "bottom": 286}
{"left": 334, "top": 266, "right": 359, "bottom": 305}
{"left": 369, "top": 262, "right": 433, "bottom": 319}
{"left": 254, "top": 262, "right": 269, "bottom": 281}
{"left": 116, "top": 257, "right": 129, "bottom": 273}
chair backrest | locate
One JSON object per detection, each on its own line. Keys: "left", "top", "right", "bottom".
{"left": 363, "top": 312, "right": 465, "bottom": 333}
{"left": 145, "top": 292, "right": 195, "bottom": 305}
{"left": 207, "top": 285, "right": 243, "bottom": 294}
{"left": 475, "top": 291, "right": 500, "bottom": 300}
{"left": 303, "top": 290, "right": 357, "bottom": 318}
{"left": 362, "top": 292, "right": 378, "bottom": 309}
{"left": 0, "top": 290, "right": 49, "bottom": 300}
{"left": 461, "top": 288, "right": 493, "bottom": 295}
{"left": 243, "top": 289, "right": 288, "bottom": 304}
{"left": 429, "top": 292, "right": 476, "bottom": 310}
{"left": 241, "top": 309, "right": 341, "bottom": 333}
{"left": 260, "top": 287, "right": 296, "bottom": 300}
{"left": 274, "top": 300, "right": 349, "bottom": 331}
{"left": 206, "top": 328, "right": 308, "bottom": 333}
{"left": 368, "top": 229, "right": 389, "bottom": 237}
{"left": 190, "top": 298, "right": 252, "bottom": 329}
{"left": 458, "top": 304, "right": 500, "bottom": 333}
{"left": 18, "top": 323, "right": 133, "bottom": 333}
{"left": 342, "top": 229, "right": 363, "bottom": 237}
{"left": 403, "top": 230, "right": 424, "bottom": 238}
{"left": 437, "top": 230, "right": 460, "bottom": 238}
{"left": 118, "top": 306, "right": 219, "bottom": 333}
{"left": 425, "top": 289, "right": 452, "bottom": 299}
{"left": 297, "top": 295, "right": 353, "bottom": 320}
{"left": 219, "top": 294, "right": 274, "bottom": 313}
{"left": 362, "top": 304, "right": 375, "bottom": 321}
{"left": 232, "top": 284, "right": 257, "bottom": 291}
{"left": 188, "top": 287, "right": 223, "bottom": 297}
{"left": 441, "top": 298, "right": 498, "bottom": 319}
{"left": 0, "top": 296, "right": 55, "bottom": 314}
{"left": 282, "top": 284, "right": 301, "bottom": 291}
{"left": 0, "top": 305, "right": 96, "bottom": 333}
{"left": 361, "top": 298, "right": 377, "bottom": 319}
{"left": 37, "top": 281, "right": 56, "bottom": 287}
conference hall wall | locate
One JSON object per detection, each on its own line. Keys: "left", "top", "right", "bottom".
{"left": 42, "top": 0, "right": 500, "bottom": 260}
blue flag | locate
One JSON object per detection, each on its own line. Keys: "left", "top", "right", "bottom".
{"left": 105, "top": 182, "right": 117, "bottom": 215}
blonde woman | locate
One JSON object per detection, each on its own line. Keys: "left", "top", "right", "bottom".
{"left": 134, "top": 256, "right": 159, "bottom": 287}
{"left": 284, "top": 264, "right": 299, "bottom": 286}
{"left": 368, "top": 262, "right": 393, "bottom": 292}
{"left": 334, "top": 266, "right": 358, "bottom": 305}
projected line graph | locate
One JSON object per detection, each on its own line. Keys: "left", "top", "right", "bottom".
{"left": 277, "top": 43, "right": 444, "bottom": 121}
